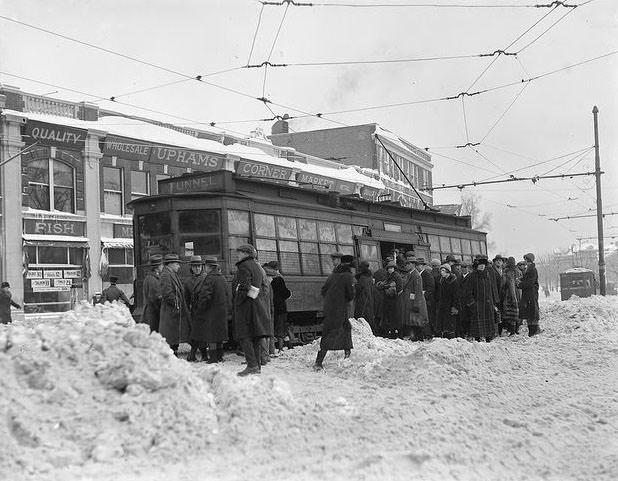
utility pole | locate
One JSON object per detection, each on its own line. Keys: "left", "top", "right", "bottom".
{"left": 593, "top": 106, "right": 606, "bottom": 295}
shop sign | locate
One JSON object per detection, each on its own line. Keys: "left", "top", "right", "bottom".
{"left": 54, "top": 279, "right": 73, "bottom": 287}
{"left": 33, "top": 286, "right": 71, "bottom": 292}
{"left": 26, "top": 270, "right": 42, "bottom": 279}
{"left": 150, "top": 146, "right": 225, "bottom": 170}
{"left": 159, "top": 173, "right": 225, "bottom": 194}
{"left": 334, "top": 180, "right": 356, "bottom": 195}
{"left": 31, "top": 279, "right": 50, "bottom": 288}
{"left": 296, "top": 172, "right": 336, "bottom": 190}
{"left": 236, "top": 159, "right": 294, "bottom": 181}
{"left": 63, "top": 269, "right": 82, "bottom": 278}
{"left": 102, "top": 135, "right": 151, "bottom": 161}
{"left": 24, "top": 219, "right": 86, "bottom": 237}
{"left": 24, "top": 120, "right": 86, "bottom": 150}
{"left": 113, "top": 224, "right": 133, "bottom": 238}
{"left": 43, "top": 270, "right": 63, "bottom": 279}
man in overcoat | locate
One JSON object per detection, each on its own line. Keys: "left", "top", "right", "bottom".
{"left": 418, "top": 258, "right": 436, "bottom": 336}
{"left": 263, "top": 261, "right": 291, "bottom": 353}
{"left": 193, "top": 256, "right": 230, "bottom": 363}
{"left": 353, "top": 260, "right": 375, "bottom": 333}
{"left": 159, "top": 253, "right": 191, "bottom": 356}
{"left": 489, "top": 254, "right": 506, "bottom": 335}
{"left": 185, "top": 256, "right": 206, "bottom": 362}
{"left": 402, "top": 259, "right": 429, "bottom": 341}
{"left": 314, "top": 255, "right": 355, "bottom": 370}
{"left": 519, "top": 252, "right": 541, "bottom": 336}
{"left": 101, "top": 276, "right": 132, "bottom": 306}
{"left": 233, "top": 244, "right": 272, "bottom": 376}
{"left": 142, "top": 254, "right": 163, "bottom": 332}
{"left": 435, "top": 264, "right": 459, "bottom": 338}
{"left": 0, "top": 282, "right": 21, "bottom": 324}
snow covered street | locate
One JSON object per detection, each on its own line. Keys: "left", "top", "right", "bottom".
{"left": 3, "top": 296, "right": 618, "bottom": 481}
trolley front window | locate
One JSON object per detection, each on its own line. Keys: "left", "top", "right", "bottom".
{"left": 178, "top": 210, "right": 220, "bottom": 233}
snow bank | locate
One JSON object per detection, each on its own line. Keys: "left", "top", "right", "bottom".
{"left": 0, "top": 302, "right": 218, "bottom": 477}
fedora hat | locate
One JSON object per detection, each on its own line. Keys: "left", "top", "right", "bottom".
{"left": 340, "top": 254, "right": 355, "bottom": 264}
{"left": 203, "top": 255, "right": 219, "bottom": 265}
{"left": 164, "top": 253, "right": 181, "bottom": 264}
{"left": 189, "top": 255, "right": 203, "bottom": 265}
{"left": 148, "top": 254, "right": 163, "bottom": 266}
{"left": 414, "top": 257, "right": 426, "bottom": 265}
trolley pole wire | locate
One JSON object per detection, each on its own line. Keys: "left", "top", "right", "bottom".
{"left": 425, "top": 171, "right": 599, "bottom": 192}
{"left": 374, "top": 134, "right": 437, "bottom": 211}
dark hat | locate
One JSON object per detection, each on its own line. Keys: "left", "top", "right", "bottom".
{"left": 414, "top": 257, "right": 426, "bottom": 265}
{"left": 148, "top": 254, "right": 163, "bottom": 266}
{"left": 475, "top": 257, "right": 489, "bottom": 266}
{"left": 404, "top": 250, "right": 416, "bottom": 257}
{"left": 506, "top": 256, "right": 516, "bottom": 268}
{"left": 524, "top": 252, "right": 535, "bottom": 262}
{"left": 203, "top": 255, "right": 219, "bottom": 265}
{"left": 330, "top": 251, "right": 343, "bottom": 259}
{"left": 109, "top": 276, "right": 119, "bottom": 283}
{"left": 164, "top": 253, "right": 181, "bottom": 264}
{"left": 444, "top": 254, "right": 457, "bottom": 263}
{"left": 1, "top": 282, "right": 9, "bottom": 288}
{"left": 358, "top": 260, "right": 370, "bottom": 271}
{"left": 385, "top": 256, "right": 394, "bottom": 263}
{"left": 517, "top": 260, "right": 527, "bottom": 266}
{"left": 493, "top": 254, "right": 505, "bottom": 263}
{"left": 385, "top": 261, "right": 397, "bottom": 269}
{"left": 189, "top": 255, "right": 203, "bottom": 265}
{"left": 340, "top": 255, "right": 355, "bottom": 264}
{"left": 263, "top": 260, "right": 279, "bottom": 269}
{"left": 236, "top": 244, "right": 256, "bottom": 256}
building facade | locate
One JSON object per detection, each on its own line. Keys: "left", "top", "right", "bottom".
{"left": 0, "top": 86, "right": 386, "bottom": 314}
{"left": 269, "top": 122, "right": 433, "bottom": 209}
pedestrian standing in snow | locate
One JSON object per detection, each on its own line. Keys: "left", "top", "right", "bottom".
{"left": 193, "top": 256, "right": 229, "bottom": 363}
{"left": 313, "top": 255, "right": 355, "bottom": 371}
{"left": 444, "top": 254, "right": 463, "bottom": 280}
{"left": 185, "top": 256, "right": 206, "bottom": 362}
{"left": 159, "top": 254, "right": 191, "bottom": 356}
{"left": 435, "top": 264, "right": 459, "bottom": 338}
{"left": 401, "top": 259, "right": 429, "bottom": 341}
{"left": 457, "top": 262, "right": 473, "bottom": 338}
{"left": 101, "top": 276, "right": 132, "bottom": 306}
{"left": 143, "top": 254, "right": 164, "bottom": 332}
{"left": 376, "top": 260, "right": 403, "bottom": 338}
{"left": 354, "top": 260, "right": 375, "bottom": 333}
{"left": 430, "top": 259, "right": 442, "bottom": 292}
{"left": 233, "top": 244, "right": 272, "bottom": 376}
{"left": 0, "top": 282, "right": 21, "bottom": 324}
{"left": 372, "top": 257, "right": 390, "bottom": 333}
{"left": 464, "top": 256, "right": 499, "bottom": 342}
{"left": 260, "top": 262, "right": 276, "bottom": 363}
{"left": 263, "top": 261, "right": 291, "bottom": 354}
{"left": 501, "top": 256, "right": 521, "bottom": 335}
{"left": 418, "top": 258, "right": 435, "bottom": 336}
{"left": 519, "top": 252, "right": 541, "bottom": 336}
{"left": 489, "top": 255, "right": 506, "bottom": 335}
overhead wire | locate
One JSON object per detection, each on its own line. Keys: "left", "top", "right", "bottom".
{"left": 260, "top": 1, "right": 571, "bottom": 8}
{"left": 479, "top": 82, "right": 530, "bottom": 143}
{"left": 262, "top": 2, "right": 290, "bottom": 97}
{"left": 247, "top": 2, "right": 266, "bottom": 65}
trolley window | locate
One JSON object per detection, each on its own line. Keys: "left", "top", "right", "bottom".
{"left": 462, "top": 239, "right": 472, "bottom": 255}
{"left": 439, "top": 236, "right": 451, "bottom": 253}
{"left": 336, "top": 224, "right": 354, "bottom": 244}
{"left": 298, "top": 219, "right": 318, "bottom": 240}
{"left": 178, "top": 210, "right": 220, "bottom": 234}
{"left": 276, "top": 216, "right": 298, "bottom": 239}
{"left": 255, "top": 214, "right": 276, "bottom": 237}
{"left": 318, "top": 222, "right": 337, "bottom": 243}
{"left": 138, "top": 213, "right": 171, "bottom": 237}
{"left": 300, "top": 242, "right": 321, "bottom": 275}
{"left": 255, "top": 238, "right": 278, "bottom": 265}
{"left": 228, "top": 210, "right": 250, "bottom": 236}
{"left": 279, "top": 240, "right": 301, "bottom": 274}
{"left": 451, "top": 237, "right": 462, "bottom": 254}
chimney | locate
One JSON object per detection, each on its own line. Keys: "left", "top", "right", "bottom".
{"left": 271, "top": 113, "right": 290, "bottom": 135}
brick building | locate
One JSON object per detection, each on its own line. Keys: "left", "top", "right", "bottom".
{"left": 269, "top": 122, "right": 433, "bottom": 209}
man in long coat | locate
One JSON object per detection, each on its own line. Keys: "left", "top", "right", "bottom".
{"left": 159, "top": 253, "right": 191, "bottom": 356}
{"left": 435, "top": 264, "right": 460, "bottom": 338}
{"left": 401, "top": 259, "right": 429, "bottom": 341}
{"left": 376, "top": 260, "right": 402, "bottom": 337}
{"left": 193, "top": 256, "right": 230, "bottom": 363}
{"left": 519, "top": 252, "right": 541, "bottom": 336}
{"left": 354, "top": 260, "right": 375, "bottom": 333}
{"left": 184, "top": 256, "right": 206, "bottom": 362}
{"left": 142, "top": 254, "right": 163, "bottom": 332}
{"left": 233, "top": 244, "right": 272, "bottom": 376}
{"left": 464, "top": 257, "right": 498, "bottom": 341}
{"left": 101, "top": 276, "right": 132, "bottom": 306}
{"left": 0, "top": 282, "right": 21, "bottom": 324}
{"left": 501, "top": 256, "right": 521, "bottom": 335}
{"left": 263, "top": 261, "right": 291, "bottom": 353}
{"left": 489, "top": 255, "right": 506, "bottom": 335}
{"left": 418, "top": 258, "right": 436, "bottom": 336}
{"left": 314, "top": 255, "right": 355, "bottom": 370}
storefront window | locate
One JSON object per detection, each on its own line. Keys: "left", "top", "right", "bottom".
{"left": 25, "top": 159, "right": 75, "bottom": 213}
{"left": 105, "top": 248, "right": 134, "bottom": 283}
{"left": 103, "top": 167, "right": 123, "bottom": 215}
{"left": 130, "top": 171, "right": 149, "bottom": 200}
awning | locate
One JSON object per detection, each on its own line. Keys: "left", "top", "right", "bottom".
{"left": 23, "top": 234, "right": 90, "bottom": 248}
{"left": 101, "top": 238, "right": 134, "bottom": 249}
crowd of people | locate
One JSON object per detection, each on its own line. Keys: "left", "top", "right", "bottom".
{"left": 87, "top": 243, "right": 542, "bottom": 375}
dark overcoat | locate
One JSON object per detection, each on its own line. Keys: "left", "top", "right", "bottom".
{"left": 232, "top": 256, "right": 272, "bottom": 339}
{"left": 142, "top": 270, "right": 162, "bottom": 331}
{"left": 0, "top": 291, "right": 19, "bottom": 324}
{"left": 435, "top": 273, "right": 460, "bottom": 334}
{"left": 377, "top": 270, "right": 403, "bottom": 330}
{"left": 519, "top": 262, "right": 540, "bottom": 324}
{"left": 353, "top": 268, "right": 375, "bottom": 326}
{"left": 102, "top": 285, "right": 131, "bottom": 305}
{"left": 159, "top": 266, "right": 191, "bottom": 346}
{"left": 372, "top": 267, "right": 387, "bottom": 323}
{"left": 421, "top": 268, "right": 436, "bottom": 325}
{"left": 184, "top": 273, "right": 205, "bottom": 313}
{"left": 464, "top": 269, "right": 498, "bottom": 339}
{"left": 191, "top": 270, "right": 230, "bottom": 343}
{"left": 320, "top": 264, "right": 355, "bottom": 351}
{"left": 401, "top": 268, "right": 428, "bottom": 328}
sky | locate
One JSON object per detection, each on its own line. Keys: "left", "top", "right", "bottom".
{"left": 1, "top": 0, "right": 617, "bottom": 258}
